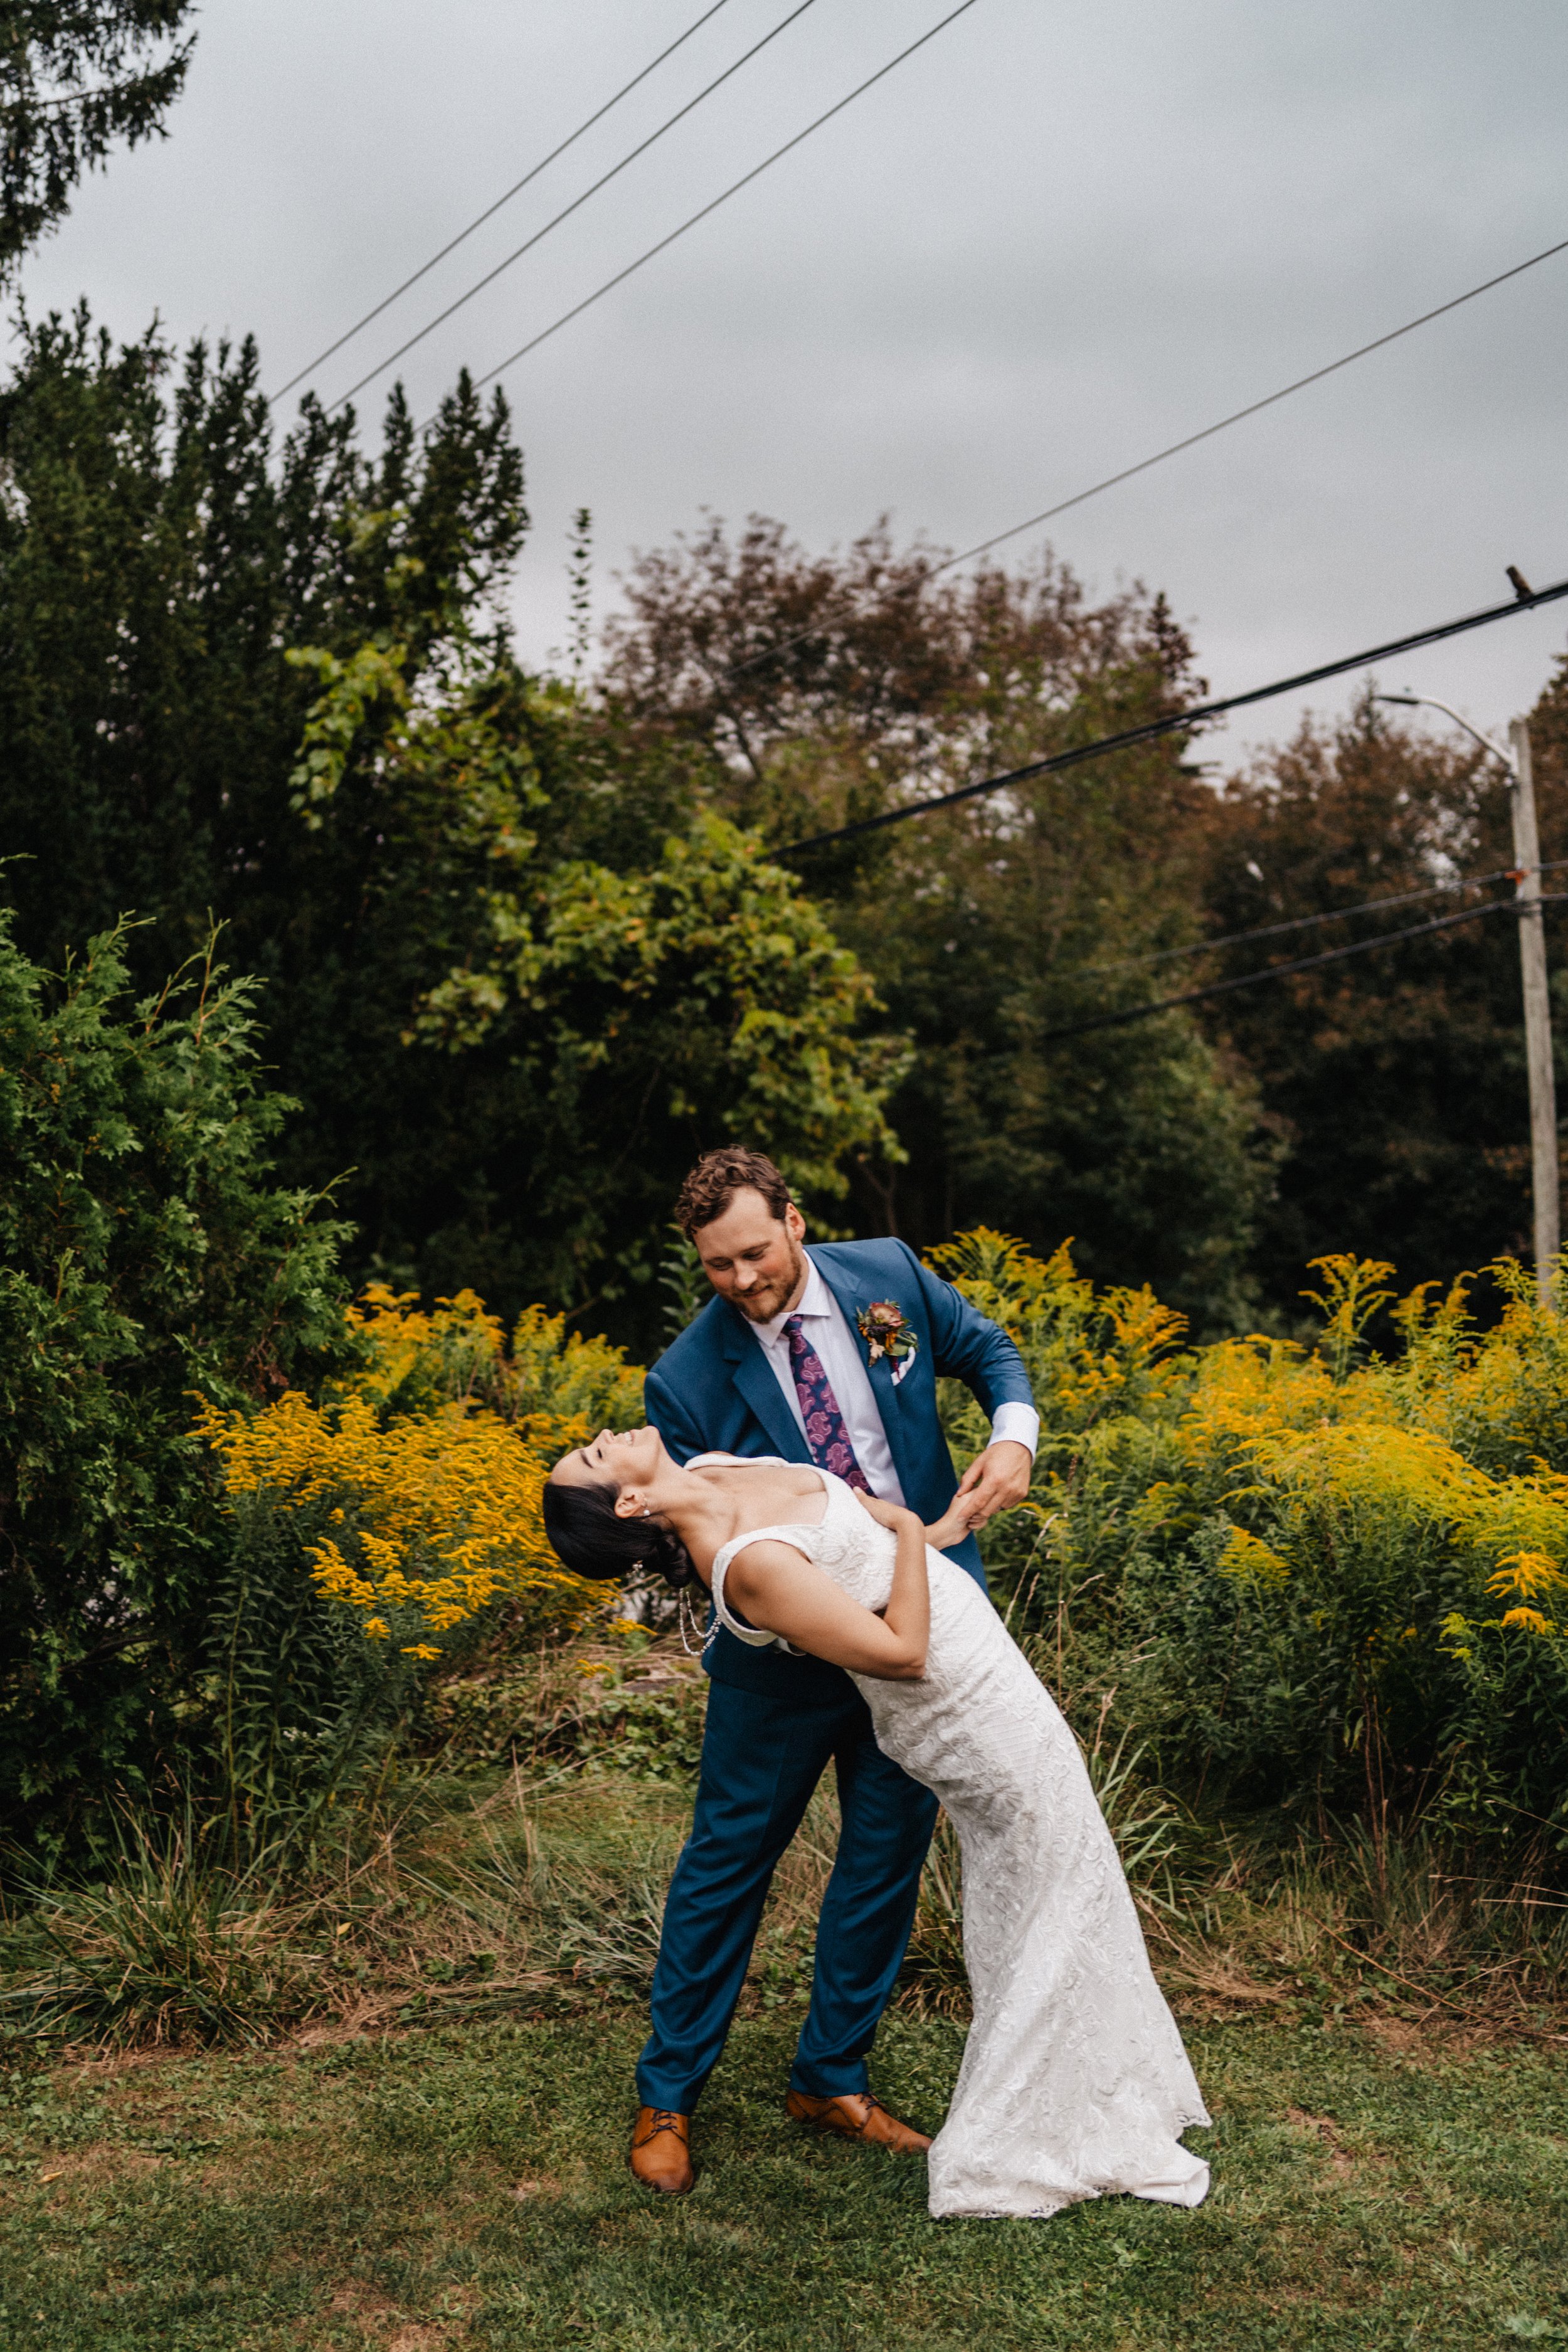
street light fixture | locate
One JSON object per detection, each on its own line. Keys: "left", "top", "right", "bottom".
{"left": 1374, "top": 692, "right": 1559, "bottom": 1299}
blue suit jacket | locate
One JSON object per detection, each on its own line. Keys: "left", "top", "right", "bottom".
{"left": 644, "top": 1237, "right": 1035, "bottom": 1702}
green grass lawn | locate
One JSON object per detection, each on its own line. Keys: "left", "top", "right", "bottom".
{"left": 2, "top": 2005, "right": 1565, "bottom": 2350}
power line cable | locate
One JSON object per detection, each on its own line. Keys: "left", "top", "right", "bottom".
{"left": 776, "top": 570, "right": 1568, "bottom": 857}
{"left": 423, "top": 0, "right": 986, "bottom": 428}
{"left": 1081, "top": 866, "right": 1522, "bottom": 976}
{"left": 1039, "top": 893, "right": 1568, "bottom": 1045}
{"left": 270, "top": 0, "right": 739, "bottom": 405}
{"left": 1071, "top": 852, "right": 1568, "bottom": 990}
{"left": 722, "top": 231, "right": 1568, "bottom": 686}
{"left": 941, "top": 236, "right": 1568, "bottom": 577}
{"left": 326, "top": 0, "right": 826, "bottom": 415}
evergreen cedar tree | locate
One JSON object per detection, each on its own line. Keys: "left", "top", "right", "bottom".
{"left": 0, "top": 1, "right": 197, "bottom": 272}
{"left": 0, "top": 919, "right": 352, "bottom": 1840}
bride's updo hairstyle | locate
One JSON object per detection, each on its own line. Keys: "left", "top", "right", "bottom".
{"left": 542, "top": 1471, "right": 697, "bottom": 1591}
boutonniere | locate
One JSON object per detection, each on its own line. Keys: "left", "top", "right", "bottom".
{"left": 857, "top": 1300, "right": 919, "bottom": 1387}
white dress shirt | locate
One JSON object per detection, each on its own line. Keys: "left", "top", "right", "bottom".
{"left": 746, "top": 1260, "right": 1039, "bottom": 1505}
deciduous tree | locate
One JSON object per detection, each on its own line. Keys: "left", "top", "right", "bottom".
{"left": 603, "top": 515, "right": 1269, "bottom": 1325}
{"left": 1196, "top": 692, "right": 1568, "bottom": 1312}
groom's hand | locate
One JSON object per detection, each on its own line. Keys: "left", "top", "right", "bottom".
{"left": 952, "top": 1439, "right": 1034, "bottom": 1529}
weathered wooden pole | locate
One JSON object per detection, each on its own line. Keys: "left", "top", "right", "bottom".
{"left": 1508, "top": 714, "right": 1559, "bottom": 1299}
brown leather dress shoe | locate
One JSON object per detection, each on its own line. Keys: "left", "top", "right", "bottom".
{"left": 630, "top": 2106, "right": 695, "bottom": 2195}
{"left": 785, "top": 2089, "right": 932, "bottom": 2153}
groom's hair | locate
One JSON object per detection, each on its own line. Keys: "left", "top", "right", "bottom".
{"left": 676, "top": 1147, "right": 792, "bottom": 1239}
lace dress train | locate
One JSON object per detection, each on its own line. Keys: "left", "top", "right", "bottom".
{"left": 708, "top": 1466, "right": 1210, "bottom": 2220}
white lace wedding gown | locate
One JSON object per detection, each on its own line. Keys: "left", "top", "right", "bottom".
{"left": 707, "top": 1463, "right": 1210, "bottom": 2220}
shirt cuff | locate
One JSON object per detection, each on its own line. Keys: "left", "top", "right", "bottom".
{"left": 988, "top": 1402, "right": 1040, "bottom": 1457}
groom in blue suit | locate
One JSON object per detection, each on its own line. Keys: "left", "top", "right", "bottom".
{"left": 631, "top": 1147, "right": 1037, "bottom": 2193}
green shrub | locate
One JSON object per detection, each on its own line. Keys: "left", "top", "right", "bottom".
{"left": 199, "top": 1493, "right": 421, "bottom": 1867}
{"left": 0, "top": 919, "right": 349, "bottom": 1845}
{"left": 941, "top": 1231, "right": 1568, "bottom": 1846}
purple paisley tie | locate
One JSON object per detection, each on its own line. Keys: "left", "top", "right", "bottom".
{"left": 783, "top": 1315, "right": 870, "bottom": 1491}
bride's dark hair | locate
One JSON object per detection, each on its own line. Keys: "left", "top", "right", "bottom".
{"left": 542, "top": 1473, "right": 696, "bottom": 1590}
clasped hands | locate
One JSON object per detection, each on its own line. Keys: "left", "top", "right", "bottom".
{"left": 852, "top": 1439, "right": 1033, "bottom": 1554}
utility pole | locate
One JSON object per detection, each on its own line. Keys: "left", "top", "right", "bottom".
{"left": 1376, "top": 693, "right": 1561, "bottom": 1302}
{"left": 1508, "top": 714, "right": 1560, "bottom": 1293}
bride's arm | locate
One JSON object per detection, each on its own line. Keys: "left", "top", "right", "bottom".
{"left": 852, "top": 1485, "right": 975, "bottom": 1555}
{"left": 921, "top": 1496, "right": 978, "bottom": 1553}
{"left": 725, "top": 1519, "right": 929, "bottom": 1680}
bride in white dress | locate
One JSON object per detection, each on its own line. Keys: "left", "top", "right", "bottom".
{"left": 546, "top": 1427, "right": 1210, "bottom": 2220}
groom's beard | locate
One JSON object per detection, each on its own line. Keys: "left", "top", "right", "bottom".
{"left": 731, "top": 1239, "right": 807, "bottom": 1324}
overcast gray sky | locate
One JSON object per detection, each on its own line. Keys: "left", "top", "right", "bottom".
{"left": 20, "top": 0, "right": 1568, "bottom": 770}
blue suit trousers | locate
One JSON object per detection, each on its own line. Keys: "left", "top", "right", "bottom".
{"left": 636, "top": 1677, "right": 938, "bottom": 2113}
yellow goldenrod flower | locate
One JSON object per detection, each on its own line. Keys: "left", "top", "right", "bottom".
{"left": 194, "top": 1286, "right": 628, "bottom": 1651}
{"left": 1217, "top": 1526, "right": 1290, "bottom": 1587}
{"left": 1486, "top": 1551, "right": 1568, "bottom": 1603}
{"left": 1500, "top": 1606, "right": 1554, "bottom": 1636}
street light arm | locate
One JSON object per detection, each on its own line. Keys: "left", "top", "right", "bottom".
{"left": 1374, "top": 692, "right": 1517, "bottom": 778}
